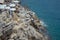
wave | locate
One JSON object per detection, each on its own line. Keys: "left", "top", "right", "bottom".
{"left": 40, "top": 20, "right": 47, "bottom": 27}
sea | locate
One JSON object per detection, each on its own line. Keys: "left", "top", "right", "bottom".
{"left": 21, "top": 0, "right": 60, "bottom": 40}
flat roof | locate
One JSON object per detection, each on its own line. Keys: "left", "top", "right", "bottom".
{"left": 13, "top": 0, "right": 20, "bottom": 3}
{"left": 0, "top": 5, "right": 6, "bottom": 9}
{"left": 9, "top": 4, "right": 16, "bottom": 7}
{"left": 10, "top": 8, "right": 16, "bottom": 11}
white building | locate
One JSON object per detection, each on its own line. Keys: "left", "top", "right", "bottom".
{"left": 0, "top": 0, "right": 12, "bottom": 4}
{"left": 0, "top": 4, "right": 6, "bottom": 9}
{"left": 12, "top": 0, "right": 20, "bottom": 4}
{"left": 0, "top": 0, "right": 4, "bottom": 4}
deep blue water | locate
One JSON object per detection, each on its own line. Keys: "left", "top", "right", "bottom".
{"left": 21, "top": 0, "right": 60, "bottom": 40}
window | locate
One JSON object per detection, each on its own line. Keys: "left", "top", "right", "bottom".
{"left": 4, "top": 0, "right": 11, "bottom": 3}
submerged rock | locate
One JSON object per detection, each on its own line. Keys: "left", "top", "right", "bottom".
{"left": 0, "top": 0, "right": 50, "bottom": 40}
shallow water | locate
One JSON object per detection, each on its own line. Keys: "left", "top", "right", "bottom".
{"left": 21, "top": 0, "right": 60, "bottom": 40}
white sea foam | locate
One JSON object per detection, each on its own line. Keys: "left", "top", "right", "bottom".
{"left": 40, "top": 20, "right": 47, "bottom": 27}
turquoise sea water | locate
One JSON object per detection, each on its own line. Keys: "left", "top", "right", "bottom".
{"left": 21, "top": 0, "right": 60, "bottom": 40}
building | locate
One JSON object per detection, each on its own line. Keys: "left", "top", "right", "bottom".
{"left": 0, "top": 0, "right": 12, "bottom": 4}
{"left": 0, "top": 0, "right": 4, "bottom": 4}
{"left": 4, "top": 0, "right": 12, "bottom": 4}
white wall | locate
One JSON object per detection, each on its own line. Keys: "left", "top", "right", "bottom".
{"left": 0, "top": 0, "right": 4, "bottom": 3}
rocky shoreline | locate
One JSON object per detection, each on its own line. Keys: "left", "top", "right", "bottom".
{"left": 0, "top": 0, "right": 49, "bottom": 40}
